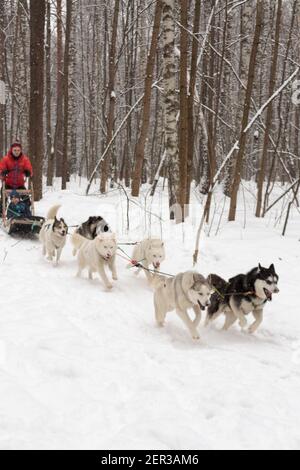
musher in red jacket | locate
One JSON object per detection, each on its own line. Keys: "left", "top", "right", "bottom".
{"left": 0, "top": 142, "right": 33, "bottom": 190}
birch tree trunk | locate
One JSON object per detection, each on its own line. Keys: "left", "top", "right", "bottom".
{"left": 186, "top": 0, "right": 201, "bottom": 206}
{"left": 178, "top": 0, "right": 188, "bottom": 215}
{"left": 162, "top": 0, "right": 181, "bottom": 221}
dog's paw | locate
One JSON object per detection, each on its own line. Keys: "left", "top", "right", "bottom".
{"left": 112, "top": 275, "right": 118, "bottom": 281}
{"left": 239, "top": 319, "right": 247, "bottom": 329}
{"left": 105, "top": 283, "right": 113, "bottom": 290}
{"left": 248, "top": 325, "right": 258, "bottom": 335}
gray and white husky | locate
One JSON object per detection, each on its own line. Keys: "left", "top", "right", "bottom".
{"left": 153, "top": 271, "right": 212, "bottom": 340}
{"left": 206, "top": 264, "right": 279, "bottom": 334}
{"left": 39, "top": 205, "right": 68, "bottom": 265}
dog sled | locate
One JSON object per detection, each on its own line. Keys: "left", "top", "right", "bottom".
{"left": 0, "top": 182, "right": 45, "bottom": 236}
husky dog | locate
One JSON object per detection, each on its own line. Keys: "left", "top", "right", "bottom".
{"left": 131, "top": 239, "right": 166, "bottom": 284}
{"left": 206, "top": 264, "right": 279, "bottom": 334}
{"left": 77, "top": 216, "right": 110, "bottom": 239}
{"left": 39, "top": 205, "right": 68, "bottom": 265}
{"left": 71, "top": 232, "right": 118, "bottom": 290}
{"left": 153, "top": 271, "right": 212, "bottom": 340}
{"left": 73, "top": 216, "right": 110, "bottom": 256}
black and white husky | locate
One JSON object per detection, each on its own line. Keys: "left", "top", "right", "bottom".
{"left": 206, "top": 264, "right": 279, "bottom": 334}
{"left": 76, "top": 216, "right": 110, "bottom": 240}
{"left": 39, "top": 205, "right": 68, "bottom": 265}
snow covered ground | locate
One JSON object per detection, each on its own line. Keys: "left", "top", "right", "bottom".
{"left": 0, "top": 178, "right": 299, "bottom": 450}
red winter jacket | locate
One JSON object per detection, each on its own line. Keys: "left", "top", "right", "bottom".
{"left": 0, "top": 150, "right": 33, "bottom": 188}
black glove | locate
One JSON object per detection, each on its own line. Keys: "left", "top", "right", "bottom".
{"left": 24, "top": 170, "right": 31, "bottom": 177}
{"left": 1, "top": 170, "right": 9, "bottom": 177}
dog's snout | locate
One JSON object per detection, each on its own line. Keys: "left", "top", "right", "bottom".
{"left": 275, "top": 287, "right": 280, "bottom": 293}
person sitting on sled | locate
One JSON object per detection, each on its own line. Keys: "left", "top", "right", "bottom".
{"left": 0, "top": 142, "right": 33, "bottom": 190}
{"left": 7, "top": 190, "right": 32, "bottom": 219}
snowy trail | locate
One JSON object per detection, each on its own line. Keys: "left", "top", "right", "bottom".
{"left": 0, "top": 182, "right": 300, "bottom": 449}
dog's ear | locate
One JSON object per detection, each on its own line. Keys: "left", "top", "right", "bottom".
{"left": 269, "top": 263, "right": 275, "bottom": 274}
{"left": 206, "top": 275, "right": 213, "bottom": 290}
{"left": 182, "top": 272, "right": 195, "bottom": 292}
{"left": 95, "top": 236, "right": 103, "bottom": 247}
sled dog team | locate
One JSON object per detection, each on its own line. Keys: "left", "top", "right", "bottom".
{"left": 39, "top": 205, "right": 280, "bottom": 340}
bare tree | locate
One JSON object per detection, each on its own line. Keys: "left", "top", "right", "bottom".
{"left": 0, "top": 0, "right": 6, "bottom": 156}
{"left": 229, "top": 0, "right": 263, "bottom": 221}
{"left": 29, "top": 0, "right": 46, "bottom": 200}
{"left": 62, "top": 0, "right": 73, "bottom": 190}
{"left": 255, "top": 0, "right": 282, "bottom": 217}
{"left": 54, "top": 0, "right": 64, "bottom": 178}
{"left": 131, "top": 0, "right": 162, "bottom": 197}
{"left": 100, "top": 0, "right": 120, "bottom": 194}
{"left": 46, "top": 0, "right": 53, "bottom": 186}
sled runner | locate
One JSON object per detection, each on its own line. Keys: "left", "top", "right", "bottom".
{"left": 0, "top": 182, "right": 45, "bottom": 236}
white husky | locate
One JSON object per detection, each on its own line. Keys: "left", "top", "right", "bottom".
{"left": 39, "top": 205, "right": 68, "bottom": 265}
{"left": 131, "top": 239, "right": 166, "bottom": 284}
{"left": 72, "top": 232, "right": 118, "bottom": 290}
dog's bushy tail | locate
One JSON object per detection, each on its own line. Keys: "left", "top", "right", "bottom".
{"left": 47, "top": 204, "right": 61, "bottom": 220}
